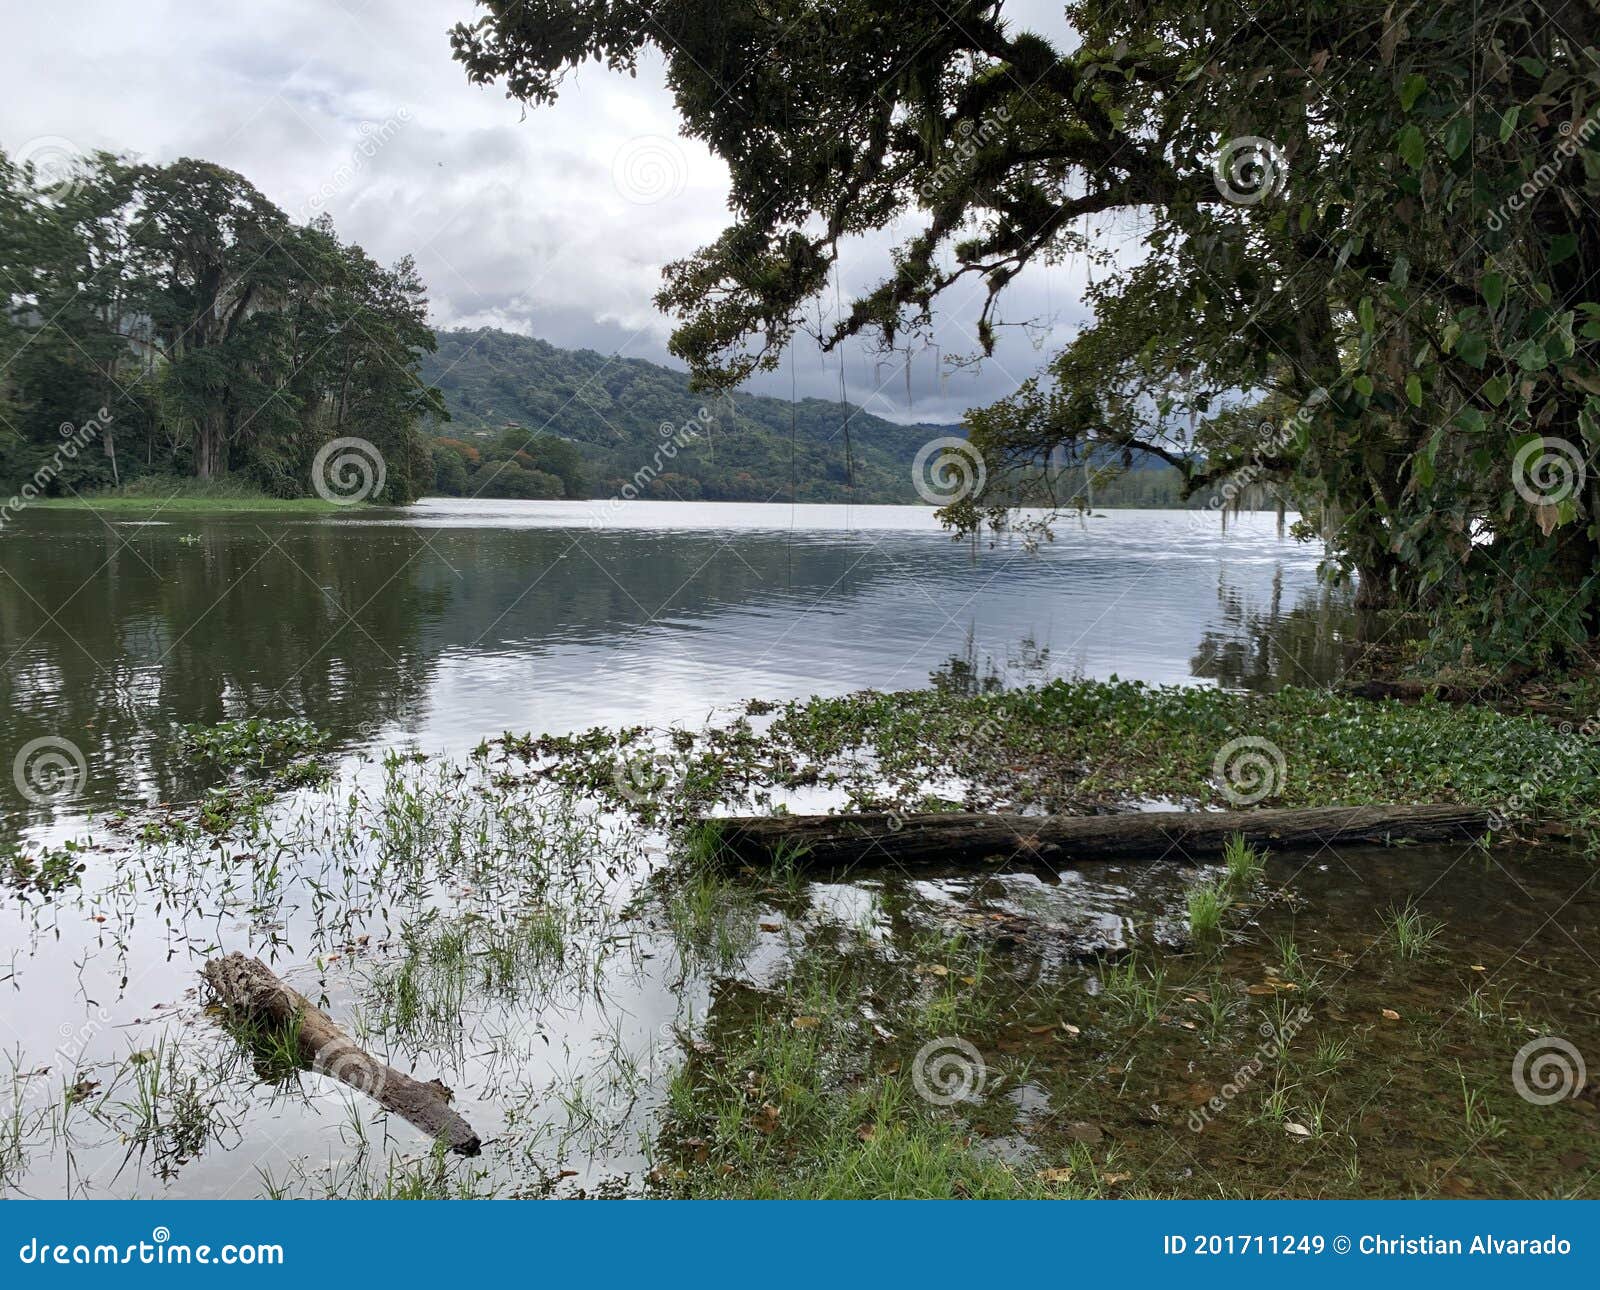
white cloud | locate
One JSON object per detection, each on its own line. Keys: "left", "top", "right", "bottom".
{"left": 1, "top": 0, "right": 1098, "bottom": 424}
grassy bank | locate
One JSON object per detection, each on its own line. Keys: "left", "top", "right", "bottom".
{"left": 30, "top": 479, "right": 353, "bottom": 513}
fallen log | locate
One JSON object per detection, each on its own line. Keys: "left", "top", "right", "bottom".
{"left": 202, "top": 952, "right": 481, "bottom": 1156}
{"left": 712, "top": 804, "right": 1488, "bottom": 869}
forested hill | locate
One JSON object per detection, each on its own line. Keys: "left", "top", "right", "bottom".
{"left": 421, "top": 328, "right": 958, "bottom": 503}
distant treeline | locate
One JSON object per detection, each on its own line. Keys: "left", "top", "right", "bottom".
{"left": 0, "top": 151, "right": 442, "bottom": 502}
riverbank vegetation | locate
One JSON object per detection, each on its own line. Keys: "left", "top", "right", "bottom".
{"left": 5, "top": 678, "right": 1595, "bottom": 1199}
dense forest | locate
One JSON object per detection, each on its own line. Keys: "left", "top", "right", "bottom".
{"left": 0, "top": 152, "right": 442, "bottom": 503}
{"left": 421, "top": 328, "right": 954, "bottom": 503}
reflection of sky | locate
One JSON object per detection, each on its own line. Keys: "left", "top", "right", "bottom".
{"left": 394, "top": 502, "right": 1326, "bottom": 754}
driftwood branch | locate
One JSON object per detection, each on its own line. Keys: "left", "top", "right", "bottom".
{"left": 712, "top": 804, "right": 1488, "bottom": 868}
{"left": 202, "top": 952, "right": 481, "bottom": 1156}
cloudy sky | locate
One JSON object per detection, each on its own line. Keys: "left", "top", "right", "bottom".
{"left": 2, "top": 0, "right": 1111, "bottom": 425}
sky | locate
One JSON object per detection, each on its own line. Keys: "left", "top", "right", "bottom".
{"left": 0, "top": 0, "right": 1113, "bottom": 426}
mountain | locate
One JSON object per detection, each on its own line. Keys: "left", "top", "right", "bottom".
{"left": 420, "top": 327, "right": 959, "bottom": 503}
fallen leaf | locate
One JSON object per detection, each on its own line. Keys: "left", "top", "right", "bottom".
{"left": 855, "top": 1123, "right": 876, "bottom": 1142}
{"left": 1061, "top": 1022, "right": 1081, "bottom": 1036}
{"left": 1026, "top": 1024, "right": 1055, "bottom": 1035}
{"left": 752, "top": 1102, "right": 781, "bottom": 1134}
{"left": 1038, "top": 1167, "right": 1075, "bottom": 1185}
{"left": 1381, "top": 1008, "right": 1401, "bottom": 1021}
{"left": 791, "top": 1015, "right": 820, "bottom": 1030}
{"left": 1102, "top": 1172, "right": 1131, "bottom": 1186}
{"left": 1284, "top": 1122, "right": 1312, "bottom": 1137}
{"left": 759, "top": 922, "right": 781, "bottom": 933}
{"left": 1469, "top": 964, "right": 1487, "bottom": 972}
{"left": 915, "top": 963, "right": 950, "bottom": 977}
{"left": 1066, "top": 1121, "right": 1104, "bottom": 1145}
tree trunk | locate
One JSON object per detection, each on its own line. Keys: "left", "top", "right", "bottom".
{"left": 711, "top": 804, "right": 1488, "bottom": 868}
{"left": 201, "top": 952, "right": 480, "bottom": 1155}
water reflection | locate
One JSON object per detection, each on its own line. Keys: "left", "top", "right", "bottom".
{"left": 1, "top": 503, "right": 1348, "bottom": 838}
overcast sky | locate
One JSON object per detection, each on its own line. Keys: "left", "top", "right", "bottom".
{"left": 2, "top": 0, "right": 1117, "bottom": 425}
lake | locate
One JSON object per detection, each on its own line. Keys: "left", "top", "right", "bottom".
{"left": 2, "top": 501, "right": 1345, "bottom": 839}
{"left": 23, "top": 501, "right": 1584, "bottom": 1201}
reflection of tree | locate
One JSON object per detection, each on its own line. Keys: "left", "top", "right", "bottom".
{"left": 1189, "top": 570, "right": 1356, "bottom": 691}
{"left": 0, "top": 514, "right": 444, "bottom": 838}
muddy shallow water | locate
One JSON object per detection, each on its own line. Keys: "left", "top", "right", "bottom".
{"left": 2, "top": 503, "right": 1594, "bottom": 1198}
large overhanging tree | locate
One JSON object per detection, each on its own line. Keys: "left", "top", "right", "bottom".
{"left": 452, "top": 0, "right": 1600, "bottom": 672}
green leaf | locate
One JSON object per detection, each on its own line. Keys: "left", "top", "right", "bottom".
{"left": 1399, "top": 73, "right": 1427, "bottom": 112}
{"left": 1457, "top": 332, "right": 1489, "bottom": 369}
{"left": 1516, "top": 339, "right": 1549, "bottom": 371}
{"left": 1396, "top": 123, "right": 1426, "bottom": 170}
{"left": 1406, "top": 373, "right": 1423, "bottom": 406}
{"left": 1353, "top": 374, "right": 1374, "bottom": 398}
{"left": 1482, "top": 375, "right": 1509, "bottom": 406}
{"left": 1481, "top": 272, "right": 1505, "bottom": 311}
{"left": 1444, "top": 116, "right": 1473, "bottom": 160}
{"left": 1359, "top": 297, "right": 1376, "bottom": 333}
{"left": 1454, "top": 406, "right": 1487, "bottom": 433}
{"left": 1498, "top": 106, "right": 1520, "bottom": 142}
{"left": 1549, "top": 233, "right": 1579, "bottom": 265}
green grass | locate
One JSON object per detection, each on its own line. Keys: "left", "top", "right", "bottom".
{"left": 1187, "top": 881, "right": 1231, "bottom": 939}
{"left": 33, "top": 477, "right": 355, "bottom": 512}
{"left": 1380, "top": 900, "right": 1445, "bottom": 960}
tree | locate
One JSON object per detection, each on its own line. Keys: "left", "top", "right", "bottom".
{"left": 452, "top": 0, "right": 1600, "bottom": 668}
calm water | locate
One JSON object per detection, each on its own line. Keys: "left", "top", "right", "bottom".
{"left": 2, "top": 501, "right": 1593, "bottom": 1202}
{"left": 1, "top": 500, "right": 1346, "bottom": 841}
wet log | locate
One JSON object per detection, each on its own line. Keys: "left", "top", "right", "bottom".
{"left": 713, "top": 804, "right": 1488, "bottom": 869}
{"left": 201, "top": 951, "right": 480, "bottom": 1156}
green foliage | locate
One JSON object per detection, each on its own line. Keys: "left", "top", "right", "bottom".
{"left": 422, "top": 327, "right": 949, "bottom": 503}
{"left": 0, "top": 153, "right": 443, "bottom": 503}
{"left": 451, "top": 0, "right": 1600, "bottom": 666}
